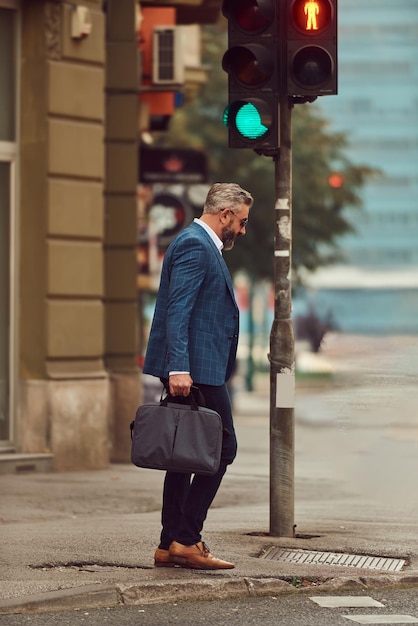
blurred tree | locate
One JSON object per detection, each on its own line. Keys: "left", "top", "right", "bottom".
{"left": 154, "top": 22, "right": 377, "bottom": 284}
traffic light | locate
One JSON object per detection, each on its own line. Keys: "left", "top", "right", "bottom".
{"left": 222, "top": 0, "right": 279, "bottom": 151}
{"left": 286, "top": 0, "right": 337, "bottom": 98}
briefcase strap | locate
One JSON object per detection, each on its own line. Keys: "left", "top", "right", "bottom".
{"left": 160, "top": 385, "right": 206, "bottom": 411}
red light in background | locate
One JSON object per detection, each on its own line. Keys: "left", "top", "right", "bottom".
{"left": 329, "top": 173, "right": 344, "bottom": 188}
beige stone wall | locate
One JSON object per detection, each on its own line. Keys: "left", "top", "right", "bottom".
{"left": 105, "top": 0, "right": 141, "bottom": 462}
{"left": 46, "top": 1, "right": 105, "bottom": 380}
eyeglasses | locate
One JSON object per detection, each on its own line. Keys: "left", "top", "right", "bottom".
{"left": 223, "top": 208, "right": 248, "bottom": 229}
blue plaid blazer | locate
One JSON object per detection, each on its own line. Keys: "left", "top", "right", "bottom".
{"left": 143, "top": 221, "right": 239, "bottom": 385}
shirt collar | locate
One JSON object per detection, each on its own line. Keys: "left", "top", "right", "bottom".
{"left": 194, "top": 218, "right": 223, "bottom": 253}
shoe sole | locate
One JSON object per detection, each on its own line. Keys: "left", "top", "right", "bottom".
{"left": 154, "top": 561, "right": 177, "bottom": 568}
{"left": 170, "top": 555, "right": 234, "bottom": 570}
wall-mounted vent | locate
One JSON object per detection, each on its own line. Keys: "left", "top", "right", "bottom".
{"left": 152, "top": 26, "right": 184, "bottom": 85}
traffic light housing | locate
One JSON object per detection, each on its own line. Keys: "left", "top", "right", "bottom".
{"left": 286, "top": 0, "right": 337, "bottom": 98}
{"left": 222, "top": 0, "right": 280, "bottom": 151}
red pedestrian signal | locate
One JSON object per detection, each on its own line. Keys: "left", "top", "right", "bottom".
{"left": 292, "top": 0, "right": 332, "bottom": 32}
{"left": 222, "top": 0, "right": 280, "bottom": 151}
{"left": 286, "top": 0, "right": 337, "bottom": 97}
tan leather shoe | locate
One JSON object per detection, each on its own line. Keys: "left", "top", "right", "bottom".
{"left": 154, "top": 547, "right": 177, "bottom": 568}
{"left": 169, "top": 541, "right": 235, "bottom": 570}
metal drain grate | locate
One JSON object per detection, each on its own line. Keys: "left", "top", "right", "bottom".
{"left": 260, "top": 548, "right": 406, "bottom": 572}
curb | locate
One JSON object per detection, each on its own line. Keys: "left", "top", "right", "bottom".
{"left": 0, "top": 584, "right": 119, "bottom": 615}
{"left": 2, "top": 575, "right": 418, "bottom": 616}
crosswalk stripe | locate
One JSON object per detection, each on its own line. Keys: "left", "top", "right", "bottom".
{"left": 308, "top": 595, "right": 418, "bottom": 623}
{"left": 343, "top": 615, "right": 418, "bottom": 624}
{"left": 309, "top": 596, "right": 385, "bottom": 608}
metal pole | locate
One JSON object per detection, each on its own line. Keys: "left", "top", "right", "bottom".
{"left": 269, "top": 86, "right": 295, "bottom": 537}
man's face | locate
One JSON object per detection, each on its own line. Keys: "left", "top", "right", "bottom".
{"left": 220, "top": 204, "right": 249, "bottom": 251}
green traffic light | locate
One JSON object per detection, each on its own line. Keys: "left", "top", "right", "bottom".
{"left": 222, "top": 105, "right": 230, "bottom": 128}
{"left": 236, "top": 102, "right": 268, "bottom": 139}
{"left": 224, "top": 102, "right": 268, "bottom": 140}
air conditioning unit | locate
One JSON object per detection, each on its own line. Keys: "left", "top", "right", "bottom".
{"left": 152, "top": 26, "right": 184, "bottom": 86}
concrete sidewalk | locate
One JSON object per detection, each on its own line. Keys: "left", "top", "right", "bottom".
{"left": 2, "top": 450, "right": 418, "bottom": 614}
{"left": 1, "top": 461, "right": 418, "bottom": 616}
{"left": 1, "top": 333, "right": 418, "bottom": 614}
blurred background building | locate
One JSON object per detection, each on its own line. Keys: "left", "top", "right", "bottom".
{"left": 299, "top": 0, "right": 418, "bottom": 334}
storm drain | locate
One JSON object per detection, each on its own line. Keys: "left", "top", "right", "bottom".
{"left": 260, "top": 548, "right": 406, "bottom": 572}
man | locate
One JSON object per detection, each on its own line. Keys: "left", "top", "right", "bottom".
{"left": 143, "top": 182, "right": 253, "bottom": 570}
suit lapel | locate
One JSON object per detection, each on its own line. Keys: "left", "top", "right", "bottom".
{"left": 191, "top": 222, "right": 237, "bottom": 306}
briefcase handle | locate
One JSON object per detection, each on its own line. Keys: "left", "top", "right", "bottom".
{"left": 160, "top": 385, "right": 205, "bottom": 411}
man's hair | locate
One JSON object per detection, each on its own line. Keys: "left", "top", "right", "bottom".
{"left": 203, "top": 183, "right": 254, "bottom": 215}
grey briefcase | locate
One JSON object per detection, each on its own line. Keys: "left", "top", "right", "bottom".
{"left": 130, "top": 388, "right": 223, "bottom": 475}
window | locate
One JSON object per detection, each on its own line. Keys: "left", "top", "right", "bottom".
{"left": 0, "top": 7, "right": 16, "bottom": 140}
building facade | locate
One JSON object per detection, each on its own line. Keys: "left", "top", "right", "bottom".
{"left": 0, "top": 0, "right": 218, "bottom": 472}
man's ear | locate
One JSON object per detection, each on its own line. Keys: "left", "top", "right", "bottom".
{"left": 218, "top": 208, "right": 229, "bottom": 224}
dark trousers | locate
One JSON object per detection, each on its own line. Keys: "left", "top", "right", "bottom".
{"left": 159, "top": 382, "right": 237, "bottom": 549}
